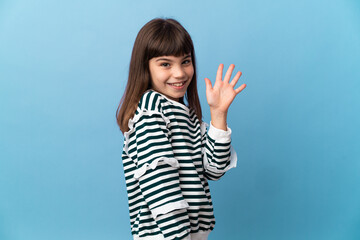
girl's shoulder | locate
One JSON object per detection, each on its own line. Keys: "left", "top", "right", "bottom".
{"left": 137, "top": 89, "right": 167, "bottom": 113}
{"left": 129, "top": 89, "right": 194, "bottom": 131}
{"left": 128, "top": 90, "right": 172, "bottom": 128}
{"left": 124, "top": 90, "right": 171, "bottom": 147}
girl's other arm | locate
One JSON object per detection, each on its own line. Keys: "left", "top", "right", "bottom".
{"left": 202, "top": 64, "right": 245, "bottom": 180}
{"left": 201, "top": 121, "right": 237, "bottom": 180}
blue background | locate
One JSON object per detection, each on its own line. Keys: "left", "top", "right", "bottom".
{"left": 1, "top": 0, "right": 359, "bottom": 239}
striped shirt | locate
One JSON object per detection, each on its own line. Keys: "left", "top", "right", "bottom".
{"left": 121, "top": 89, "right": 237, "bottom": 240}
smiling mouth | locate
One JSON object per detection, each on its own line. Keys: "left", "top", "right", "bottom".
{"left": 168, "top": 81, "right": 186, "bottom": 87}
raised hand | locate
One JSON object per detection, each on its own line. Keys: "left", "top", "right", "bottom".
{"left": 204, "top": 63, "right": 246, "bottom": 130}
{"left": 204, "top": 64, "right": 246, "bottom": 114}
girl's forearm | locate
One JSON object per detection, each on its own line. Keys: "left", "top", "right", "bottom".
{"left": 210, "top": 108, "right": 228, "bottom": 131}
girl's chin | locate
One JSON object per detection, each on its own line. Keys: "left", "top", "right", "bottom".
{"left": 163, "top": 91, "right": 186, "bottom": 102}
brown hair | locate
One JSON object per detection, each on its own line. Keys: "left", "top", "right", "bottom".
{"left": 116, "top": 18, "right": 202, "bottom": 134}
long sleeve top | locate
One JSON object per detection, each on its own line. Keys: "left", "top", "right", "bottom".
{"left": 121, "top": 89, "right": 238, "bottom": 240}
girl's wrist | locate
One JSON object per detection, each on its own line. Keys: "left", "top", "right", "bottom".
{"left": 210, "top": 109, "right": 228, "bottom": 131}
{"left": 210, "top": 108, "right": 228, "bottom": 119}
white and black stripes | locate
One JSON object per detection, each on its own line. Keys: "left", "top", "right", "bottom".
{"left": 121, "top": 89, "right": 237, "bottom": 240}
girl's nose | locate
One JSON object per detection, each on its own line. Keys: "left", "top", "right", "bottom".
{"left": 172, "top": 65, "right": 186, "bottom": 79}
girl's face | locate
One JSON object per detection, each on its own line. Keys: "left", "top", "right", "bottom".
{"left": 149, "top": 54, "right": 194, "bottom": 102}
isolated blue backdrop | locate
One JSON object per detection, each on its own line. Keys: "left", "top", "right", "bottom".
{"left": 1, "top": 0, "right": 359, "bottom": 239}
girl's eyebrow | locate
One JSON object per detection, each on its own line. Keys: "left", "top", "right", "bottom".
{"left": 155, "top": 54, "right": 191, "bottom": 62}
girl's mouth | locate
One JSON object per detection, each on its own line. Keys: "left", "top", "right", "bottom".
{"left": 168, "top": 81, "right": 186, "bottom": 89}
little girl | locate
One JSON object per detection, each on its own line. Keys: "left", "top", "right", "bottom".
{"left": 116, "top": 18, "right": 246, "bottom": 240}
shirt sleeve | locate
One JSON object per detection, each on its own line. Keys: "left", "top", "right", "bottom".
{"left": 201, "top": 121, "right": 238, "bottom": 181}
{"left": 132, "top": 109, "right": 191, "bottom": 239}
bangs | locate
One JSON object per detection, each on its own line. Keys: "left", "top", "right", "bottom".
{"left": 147, "top": 24, "right": 193, "bottom": 59}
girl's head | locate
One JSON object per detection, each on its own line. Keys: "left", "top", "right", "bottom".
{"left": 117, "top": 18, "right": 202, "bottom": 133}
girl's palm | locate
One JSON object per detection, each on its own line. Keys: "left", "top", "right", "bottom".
{"left": 204, "top": 64, "right": 246, "bottom": 113}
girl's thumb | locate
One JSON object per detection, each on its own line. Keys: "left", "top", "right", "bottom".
{"left": 204, "top": 78, "right": 212, "bottom": 90}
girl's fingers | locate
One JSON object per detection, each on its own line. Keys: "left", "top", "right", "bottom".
{"left": 224, "top": 64, "right": 235, "bottom": 83}
{"left": 204, "top": 78, "right": 213, "bottom": 90}
{"left": 230, "top": 71, "right": 242, "bottom": 87}
{"left": 215, "top": 64, "right": 224, "bottom": 87}
{"left": 235, "top": 83, "right": 247, "bottom": 94}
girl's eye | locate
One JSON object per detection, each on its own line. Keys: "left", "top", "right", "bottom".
{"left": 183, "top": 59, "right": 191, "bottom": 64}
{"left": 161, "top": 63, "right": 170, "bottom": 67}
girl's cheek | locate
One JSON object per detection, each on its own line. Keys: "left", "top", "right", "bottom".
{"left": 158, "top": 72, "right": 169, "bottom": 79}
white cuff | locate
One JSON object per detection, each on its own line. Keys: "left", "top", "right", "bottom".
{"left": 208, "top": 121, "right": 232, "bottom": 143}
{"left": 190, "top": 231, "right": 211, "bottom": 240}
{"left": 228, "top": 145, "right": 238, "bottom": 169}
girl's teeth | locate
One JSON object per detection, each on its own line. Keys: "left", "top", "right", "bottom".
{"left": 170, "top": 82, "right": 184, "bottom": 86}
